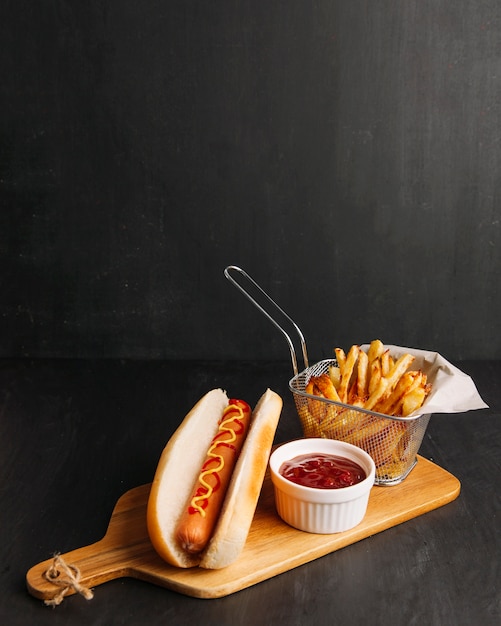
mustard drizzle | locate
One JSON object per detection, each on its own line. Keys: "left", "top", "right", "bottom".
{"left": 190, "top": 403, "right": 245, "bottom": 517}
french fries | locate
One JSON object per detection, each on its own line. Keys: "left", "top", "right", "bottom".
{"left": 310, "top": 340, "right": 431, "bottom": 417}
{"left": 296, "top": 340, "right": 433, "bottom": 482}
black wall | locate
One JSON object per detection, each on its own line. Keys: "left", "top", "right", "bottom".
{"left": 1, "top": 1, "right": 500, "bottom": 362}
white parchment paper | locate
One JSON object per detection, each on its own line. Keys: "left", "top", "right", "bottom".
{"left": 361, "top": 344, "right": 489, "bottom": 416}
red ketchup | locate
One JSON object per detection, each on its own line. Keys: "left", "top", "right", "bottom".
{"left": 279, "top": 453, "right": 366, "bottom": 489}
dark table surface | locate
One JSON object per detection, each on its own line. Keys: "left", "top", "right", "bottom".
{"left": 1, "top": 358, "right": 499, "bottom": 625}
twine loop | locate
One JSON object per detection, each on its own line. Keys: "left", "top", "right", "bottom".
{"left": 43, "top": 553, "right": 94, "bottom": 607}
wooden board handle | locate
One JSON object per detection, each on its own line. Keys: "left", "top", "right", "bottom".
{"left": 26, "top": 484, "right": 154, "bottom": 602}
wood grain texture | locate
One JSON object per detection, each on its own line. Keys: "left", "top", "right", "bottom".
{"left": 26, "top": 455, "right": 460, "bottom": 601}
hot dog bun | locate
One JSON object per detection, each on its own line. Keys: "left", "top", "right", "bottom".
{"left": 146, "top": 388, "right": 283, "bottom": 569}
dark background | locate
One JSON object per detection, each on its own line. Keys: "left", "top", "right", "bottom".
{"left": 2, "top": 1, "right": 500, "bottom": 363}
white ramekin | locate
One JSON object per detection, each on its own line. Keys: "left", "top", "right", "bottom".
{"left": 269, "top": 438, "right": 376, "bottom": 533}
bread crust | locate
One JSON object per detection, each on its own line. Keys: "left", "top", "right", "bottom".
{"left": 146, "top": 388, "right": 229, "bottom": 568}
{"left": 146, "top": 388, "right": 283, "bottom": 569}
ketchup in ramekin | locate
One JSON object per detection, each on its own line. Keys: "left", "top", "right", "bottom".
{"left": 279, "top": 453, "right": 366, "bottom": 489}
{"left": 270, "top": 439, "right": 375, "bottom": 533}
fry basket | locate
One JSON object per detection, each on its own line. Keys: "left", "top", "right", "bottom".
{"left": 224, "top": 265, "right": 432, "bottom": 486}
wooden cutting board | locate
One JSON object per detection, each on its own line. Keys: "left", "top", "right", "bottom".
{"left": 26, "top": 455, "right": 460, "bottom": 601}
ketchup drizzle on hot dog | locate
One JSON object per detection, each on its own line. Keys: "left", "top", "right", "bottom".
{"left": 188, "top": 404, "right": 247, "bottom": 517}
{"left": 175, "top": 398, "right": 252, "bottom": 555}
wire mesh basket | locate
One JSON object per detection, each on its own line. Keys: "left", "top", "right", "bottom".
{"left": 289, "top": 359, "right": 431, "bottom": 485}
{"left": 224, "top": 266, "right": 432, "bottom": 486}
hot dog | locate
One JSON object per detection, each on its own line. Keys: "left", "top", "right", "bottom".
{"left": 175, "top": 398, "right": 252, "bottom": 554}
{"left": 146, "top": 388, "right": 283, "bottom": 569}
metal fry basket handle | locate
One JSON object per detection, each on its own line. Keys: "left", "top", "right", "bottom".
{"left": 224, "top": 265, "right": 309, "bottom": 376}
